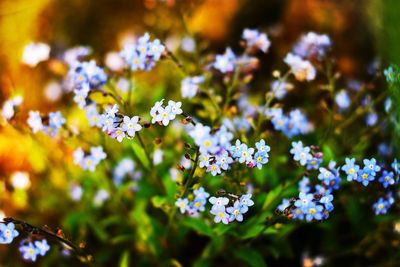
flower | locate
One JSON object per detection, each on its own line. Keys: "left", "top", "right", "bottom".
{"left": 239, "top": 194, "right": 254, "bottom": 207}
{"left": 111, "top": 128, "right": 126, "bottom": 142}
{"left": 242, "top": 28, "right": 271, "bottom": 53}
{"left": 176, "top": 198, "right": 189, "bottom": 214}
{"left": 207, "top": 163, "right": 221, "bottom": 176}
{"left": 34, "top": 239, "right": 50, "bottom": 256}
{"left": 277, "top": 199, "right": 291, "bottom": 212}
{"left": 284, "top": 53, "right": 316, "bottom": 81}
{"left": 213, "top": 47, "right": 236, "bottom": 73}
{"left": 304, "top": 203, "right": 324, "bottom": 221}
{"left": 167, "top": 100, "right": 183, "bottom": 118}
{"left": 335, "top": 90, "right": 351, "bottom": 110}
{"left": 120, "top": 33, "right": 165, "bottom": 71}
{"left": 209, "top": 196, "right": 229, "bottom": 210}
{"left": 384, "top": 65, "right": 398, "bottom": 83}
{"left": 342, "top": 158, "right": 360, "bottom": 181}
{"left": 373, "top": 198, "right": 389, "bottom": 215}
{"left": 290, "top": 141, "right": 312, "bottom": 166}
{"left": 378, "top": 170, "right": 395, "bottom": 188}
{"left": 27, "top": 111, "right": 43, "bottom": 133}
{"left": 210, "top": 206, "right": 229, "bottom": 224}
{"left": 357, "top": 168, "right": 375, "bottom": 186}
{"left": 298, "top": 177, "right": 311, "bottom": 193}
{"left": 227, "top": 200, "right": 248, "bottom": 222}
{"left": 180, "top": 76, "right": 204, "bottom": 99}
{"left": 194, "top": 187, "right": 210, "bottom": 200}
{"left": 363, "top": 158, "right": 381, "bottom": 175}
{"left": 105, "top": 104, "right": 119, "bottom": 118}
{"left": 19, "top": 242, "right": 39, "bottom": 262}
{"left": 122, "top": 116, "right": 142, "bottom": 137}
{"left": 293, "top": 32, "right": 331, "bottom": 59}
{"left": 90, "top": 146, "right": 107, "bottom": 164}
{"left": 295, "top": 192, "right": 314, "bottom": 209}
{"left": 0, "top": 223, "right": 19, "bottom": 244}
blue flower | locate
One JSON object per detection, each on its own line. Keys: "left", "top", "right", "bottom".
{"left": 318, "top": 167, "right": 335, "bottom": 187}
{"left": 237, "top": 144, "right": 254, "bottom": 164}
{"left": 213, "top": 47, "right": 236, "bottom": 73}
{"left": 199, "top": 153, "right": 210, "bottom": 168}
{"left": 239, "top": 194, "right": 254, "bottom": 207}
{"left": 210, "top": 206, "right": 229, "bottom": 224}
{"left": 342, "top": 158, "right": 360, "bottom": 181}
{"left": 314, "top": 184, "right": 331, "bottom": 195}
{"left": 294, "top": 192, "right": 313, "bottom": 209}
{"left": 230, "top": 139, "right": 243, "bottom": 158}
{"left": 357, "top": 168, "right": 375, "bottom": 186}
{"left": 0, "top": 223, "right": 19, "bottom": 244}
{"left": 194, "top": 187, "right": 210, "bottom": 200}
{"left": 34, "top": 239, "right": 50, "bottom": 256}
{"left": 255, "top": 139, "right": 271, "bottom": 155}
{"left": 378, "top": 170, "right": 395, "bottom": 188}
{"left": 319, "top": 194, "right": 334, "bottom": 212}
{"left": 277, "top": 198, "right": 291, "bottom": 212}
{"left": 290, "top": 141, "right": 312, "bottom": 166}
{"left": 209, "top": 196, "right": 229, "bottom": 210}
{"left": 384, "top": 65, "right": 397, "bottom": 83}
{"left": 298, "top": 176, "right": 311, "bottom": 193}
{"left": 226, "top": 201, "right": 248, "bottom": 222}
{"left": 292, "top": 207, "right": 305, "bottom": 220}
{"left": 190, "top": 198, "right": 206, "bottom": 212}
{"left": 304, "top": 203, "right": 323, "bottom": 221}
{"left": 253, "top": 151, "right": 269, "bottom": 169}
{"left": 48, "top": 111, "right": 66, "bottom": 129}
{"left": 216, "top": 151, "right": 233, "bottom": 171}
{"left": 363, "top": 158, "right": 381, "bottom": 175}
{"left": 306, "top": 157, "right": 322, "bottom": 170}
{"left": 175, "top": 198, "right": 189, "bottom": 214}
{"left": 373, "top": 198, "right": 389, "bottom": 215}
{"left": 148, "top": 39, "right": 165, "bottom": 60}
{"left": 19, "top": 242, "right": 39, "bottom": 262}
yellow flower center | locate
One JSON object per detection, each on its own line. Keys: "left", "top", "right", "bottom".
{"left": 218, "top": 212, "right": 225, "bottom": 218}
{"left": 309, "top": 208, "right": 316, "bottom": 215}
{"left": 349, "top": 168, "right": 355, "bottom": 175}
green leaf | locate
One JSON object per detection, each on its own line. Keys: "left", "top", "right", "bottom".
{"left": 119, "top": 250, "right": 130, "bottom": 267}
{"left": 183, "top": 217, "right": 214, "bottom": 237}
{"left": 131, "top": 141, "right": 150, "bottom": 169}
{"left": 235, "top": 248, "right": 267, "bottom": 267}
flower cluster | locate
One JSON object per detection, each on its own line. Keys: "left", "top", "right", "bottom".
{"left": 209, "top": 194, "right": 254, "bottom": 224}
{"left": 293, "top": 32, "right": 331, "bottom": 60}
{"left": 73, "top": 146, "right": 106, "bottom": 172}
{"left": 66, "top": 60, "right": 108, "bottom": 108}
{"left": 373, "top": 192, "right": 395, "bottom": 215}
{"left": 27, "top": 110, "right": 66, "bottom": 136}
{"left": 242, "top": 28, "right": 271, "bottom": 53}
{"left": 290, "top": 141, "right": 323, "bottom": 170}
{"left": 0, "top": 223, "right": 19, "bottom": 244}
{"left": 19, "top": 239, "right": 50, "bottom": 262}
{"left": 95, "top": 104, "right": 142, "bottom": 142}
{"left": 176, "top": 187, "right": 210, "bottom": 217}
{"left": 266, "top": 108, "right": 313, "bottom": 137}
{"left": 113, "top": 158, "right": 142, "bottom": 189}
{"left": 230, "top": 139, "right": 271, "bottom": 169}
{"left": 342, "top": 157, "right": 393, "bottom": 187}
{"left": 150, "top": 99, "right": 183, "bottom": 126}
{"left": 120, "top": 33, "right": 165, "bottom": 71}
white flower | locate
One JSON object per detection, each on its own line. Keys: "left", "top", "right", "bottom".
{"left": 284, "top": 53, "right": 316, "bottom": 81}
{"left": 122, "top": 116, "right": 142, "bottom": 137}
{"left": 27, "top": 111, "right": 43, "bottom": 133}
{"left": 22, "top": 42, "right": 50, "bottom": 67}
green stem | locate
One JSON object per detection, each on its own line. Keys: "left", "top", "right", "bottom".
{"left": 136, "top": 131, "right": 153, "bottom": 168}
{"left": 223, "top": 67, "right": 241, "bottom": 112}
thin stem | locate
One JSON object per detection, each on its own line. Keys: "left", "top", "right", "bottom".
{"left": 136, "top": 131, "right": 153, "bottom": 168}
{"left": 2, "top": 217, "right": 96, "bottom": 266}
{"left": 165, "top": 146, "right": 200, "bottom": 235}
{"left": 223, "top": 67, "right": 241, "bottom": 113}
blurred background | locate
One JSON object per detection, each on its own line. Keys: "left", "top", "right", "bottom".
{"left": 0, "top": 0, "right": 399, "bottom": 266}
